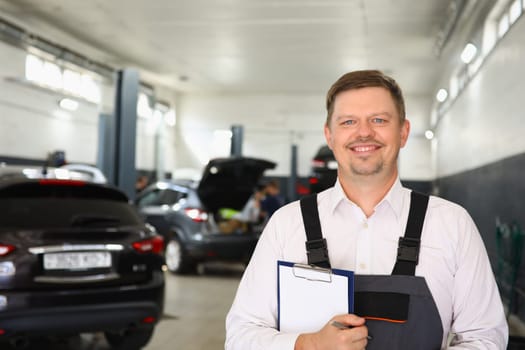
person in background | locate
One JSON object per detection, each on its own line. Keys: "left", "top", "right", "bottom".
{"left": 225, "top": 70, "right": 507, "bottom": 349}
{"left": 260, "top": 180, "right": 285, "bottom": 219}
{"left": 135, "top": 175, "right": 149, "bottom": 193}
{"left": 233, "top": 184, "right": 266, "bottom": 224}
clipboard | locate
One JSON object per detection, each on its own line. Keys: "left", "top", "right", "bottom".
{"left": 277, "top": 260, "right": 354, "bottom": 333}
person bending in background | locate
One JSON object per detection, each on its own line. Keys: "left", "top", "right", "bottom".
{"left": 260, "top": 180, "right": 285, "bottom": 219}
{"left": 225, "top": 70, "right": 507, "bottom": 349}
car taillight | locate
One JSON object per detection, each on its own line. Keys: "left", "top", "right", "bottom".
{"left": 184, "top": 208, "right": 209, "bottom": 222}
{"left": 132, "top": 236, "right": 164, "bottom": 254}
{"left": 38, "top": 179, "right": 86, "bottom": 186}
{"left": 0, "top": 244, "right": 15, "bottom": 257}
{"left": 308, "top": 177, "right": 319, "bottom": 185}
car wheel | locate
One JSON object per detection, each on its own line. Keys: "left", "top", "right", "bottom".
{"left": 104, "top": 327, "right": 154, "bottom": 350}
{"left": 165, "top": 236, "right": 194, "bottom": 274}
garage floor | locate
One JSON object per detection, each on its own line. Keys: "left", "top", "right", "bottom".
{"left": 2, "top": 263, "right": 245, "bottom": 350}
{"left": 146, "top": 263, "right": 244, "bottom": 350}
{"left": 3, "top": 262, "right": 523, "bottom": 349}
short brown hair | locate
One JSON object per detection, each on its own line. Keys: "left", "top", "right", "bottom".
{"left": 325, "top": 70, "right": 406, "bottom": 126}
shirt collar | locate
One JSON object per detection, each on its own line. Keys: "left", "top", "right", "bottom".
{"left": 380, "top": 177, "right": 405, "bottom": 220}
{"left": 328, "top": 177, "right": 405, "bottom": 220}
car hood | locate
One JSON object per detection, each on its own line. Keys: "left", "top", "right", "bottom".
{"left": 197, "top": 157, "right": 276, "bottom": 212}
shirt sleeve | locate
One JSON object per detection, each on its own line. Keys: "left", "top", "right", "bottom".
{"left": 447, "top": 209, "right": 508, "bottom": 349}
{"left": 225, "top": 213, "right": 300, "bottom": 350}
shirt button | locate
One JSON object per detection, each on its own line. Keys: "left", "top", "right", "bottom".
{"left": 363, "top": 221, "right": 368, "bottom": 229}
{"left": 359, "top": 263, "right": 366, "bottom": 270}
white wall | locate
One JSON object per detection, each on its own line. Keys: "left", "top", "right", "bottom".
{"left": 0, "top": 41, "right": 100, "bottom": 163}
{"left": 0, "top": 39, "right": 435, "bottom": 180}
{"left": 174, "top": 92, "right": 435, "bottom": 179}
{"left": 435, "top": 16, "right": 525, "bottom": 177}
{"left": 400, "top": 95, "right": 435, "bottom": 181}
{"left": 174, "top": 93, "right": 326, "bottom": 176}
{"left": 0, "top": 40, "right": 172, "bottom": 173}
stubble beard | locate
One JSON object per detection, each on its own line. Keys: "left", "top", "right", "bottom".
{"left": 344, "top": 137, "right": 385, "bottom": 176}
{"left": 349, "top": 157, "right": 384, "bottom": 176}
{"left": 345, "top": 142, "right": 400, "bottom": 178}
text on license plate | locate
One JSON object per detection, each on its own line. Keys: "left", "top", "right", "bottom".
{"left": 43, "top": 251, "right": 112, "bottom": 270}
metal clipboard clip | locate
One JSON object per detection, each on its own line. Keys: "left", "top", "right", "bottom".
{"left": 292, "top": 263, "right": 332, "bottom": 283}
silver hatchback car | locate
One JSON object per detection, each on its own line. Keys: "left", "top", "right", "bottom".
{"left": 135, "top": 157, "right": 275, "bottom": 274}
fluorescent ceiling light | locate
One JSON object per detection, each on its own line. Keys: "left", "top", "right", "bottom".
{"left": 59, "top": 98, "right": 79, "bottom": 111}
{"left": 460, "top": 43, "right": 478, "bottom": 64}
{"left": 425, "top": 130, "right": 434, "bottom": 140}
{"left": 436, "top": 88, "right": 448, "bottom": 102}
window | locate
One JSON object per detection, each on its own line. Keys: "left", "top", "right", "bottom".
{"left": 0, "top": 198, "right": 142, "bottom": 229}
{"left": 42, "top": 61, "right": 62, "bottom": 89}
{"left": 25, "top": 55, "right": 44, "bottom": 82}
{"left": 24, "top": 54, "right": 102, "bottom": 104}
{"left": 63, "top": 69, "right": 82, "bottom": 96}
{"left": 509, "top": 0, "right": 522, "bottom": 24}
{"left": 498, "top": 13, "right": 510, "bottom": 37}
{"left": 81, "top": 74, "right": 101, "bottom": 103}
{"left": 136, "top": 189, "right": 186, "bottom": 207}
{"left": 137, "top": 93, "right": 153, "bottom": 119}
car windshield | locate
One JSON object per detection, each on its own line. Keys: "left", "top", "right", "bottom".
{"left": 136, "top": 188, "right": 189, "bottom": 208}
{"left": 0, "top": 198, "right": 143, "bottom": 229}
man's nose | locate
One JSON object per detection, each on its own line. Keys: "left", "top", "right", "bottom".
{"left": 356, "top": 120, "right": 374, "bottom": 137}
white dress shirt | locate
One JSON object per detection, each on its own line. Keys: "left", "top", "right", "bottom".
{"left": 225, "top": 179, "right": 508, "bottom": 349}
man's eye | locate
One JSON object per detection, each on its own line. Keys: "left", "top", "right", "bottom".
{"left": 342, "top": 120, "right": 355, "bottom": 125}
{"left": 371, "top": 118, "right": 386, "bottom": 124}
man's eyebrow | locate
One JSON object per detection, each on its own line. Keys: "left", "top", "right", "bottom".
{"left": 334, "top": 114, "right": 356, "bottom": 121}
{"left": 334, "top": 111, "right": 393, "bottom": 120}
{"left": 367, "top": 112, "right": 393, "bottom": 118}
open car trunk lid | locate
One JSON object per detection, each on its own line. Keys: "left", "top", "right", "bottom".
{"left": 197, "top": 156, "right": 276, "bottom": 213}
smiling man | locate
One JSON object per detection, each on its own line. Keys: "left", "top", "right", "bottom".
{"left": 325, "top": 83, "right": 409, "bottom": 218}
{"left": 226, "top": 70, "right": 508, "bottom": 350}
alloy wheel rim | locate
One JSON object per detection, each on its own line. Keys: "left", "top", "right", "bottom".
{"left": 166, "top": 239, "right": 181, "bottom": 271}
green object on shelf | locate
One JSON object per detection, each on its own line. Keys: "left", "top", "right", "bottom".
{"left": 219, "top": 208, "right": 240, "bottom": 219}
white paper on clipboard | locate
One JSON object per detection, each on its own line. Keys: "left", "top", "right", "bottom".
{"left": 277, "top": 260, "right": 354, "bottom": 333}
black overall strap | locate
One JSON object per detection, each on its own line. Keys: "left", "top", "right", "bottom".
{"left": 391, "top": 191, "right": 429, "bottom": 276}
{"left": 300, "top": 194, "right": 331, "bottom": 269}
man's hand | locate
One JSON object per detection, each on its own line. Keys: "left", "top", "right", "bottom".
{"left": 294, "top": 314, "right": 369, "bottom": 350}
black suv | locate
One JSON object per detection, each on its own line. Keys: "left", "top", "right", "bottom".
{"left": 136, "top": 157, "right": 275, "bottom": 274}
{"left": 0, "top": 179, "right": 165, "bottom": 349}
{"left": 308, "top": 145, "right": 338, "bottom": 193}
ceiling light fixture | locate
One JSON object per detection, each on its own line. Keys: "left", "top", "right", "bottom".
{"left": 58, "top": 98, "right": 79, "bottom": 111}
{"left": 425, "top": 130, "right": 435, "bottom": 140}
{"left": 460, "top": 43, "right": 478, "bottom": 64}
{"left": 436, "top": 88, "right": 448, "bottom": 102}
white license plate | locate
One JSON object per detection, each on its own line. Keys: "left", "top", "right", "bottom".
{"left": 327, "top": 160, "right": 338, "bottom": 169}
{"left": 43, "top": 251, "right": 112, "bottom": 270}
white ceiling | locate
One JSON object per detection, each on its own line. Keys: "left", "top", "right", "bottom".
{"left": 0, "top": 0, "right": 454, "bottom": 97}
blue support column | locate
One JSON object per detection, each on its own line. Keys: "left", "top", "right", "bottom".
{"left": 288, "top": 144, "right": 298, "bottom": 202}
{"left": 97, "top": 113, "right": 115, "bottom": 183}
{"left": 113, "top": 68, "right": 139, "bottom": 199}
{"left": 230, "top": 125, "right": 244, "bottom": 157}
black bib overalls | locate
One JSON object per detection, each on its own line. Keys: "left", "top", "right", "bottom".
{"left": 299, "top": 191, "right": 444, "bottom": 349}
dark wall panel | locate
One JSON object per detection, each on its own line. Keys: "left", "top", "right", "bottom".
{"left": 435, "top": 152, "right": 525, "bottom": 317}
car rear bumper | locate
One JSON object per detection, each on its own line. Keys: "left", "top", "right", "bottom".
{"left": 185, "top": 232, "right": 259, "bottom": 262}
{"left": 0, "top": 271, "right": 165, "bottom": 337}
{"left": 0, "top": 301, "right": 159, "bottom": 336}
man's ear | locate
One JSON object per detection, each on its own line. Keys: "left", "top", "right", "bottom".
{"left": 324, "top": 123, "right": 333, "bottom": 149}
{"left": 400, "top": 119, "right": 410, "bottom": 148}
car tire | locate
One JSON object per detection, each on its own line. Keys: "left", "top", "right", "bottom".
{"left": 165, "top": 236, "right": 194, "bottom": 274}
{"left": 104, "top": 327, "right": 154, "bottom": 350}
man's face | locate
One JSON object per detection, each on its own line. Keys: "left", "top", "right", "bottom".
{"left": 324, "top": 86, "right": 410, "bottom": 181}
